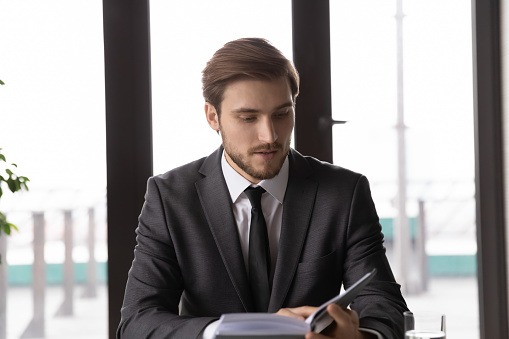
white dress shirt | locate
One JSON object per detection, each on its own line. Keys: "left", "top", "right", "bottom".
{"left": 221, "top": 150, "right": 288, "bottom": 276}
{"left": 204, "top": 151, "right": 382, "bottom": 339}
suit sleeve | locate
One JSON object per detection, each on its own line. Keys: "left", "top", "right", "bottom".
{"left": 343, "top": 175, "right": 409, "bottom": 339}
{"left": 117, "top": 177, "right": 217, "bottom": 338}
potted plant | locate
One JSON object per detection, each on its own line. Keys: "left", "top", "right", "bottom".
{"left": 0, "top": 149, "right": 29, "bottom": 238}
{"left": 0, "top": 80, "right": 30, "bottom": 239}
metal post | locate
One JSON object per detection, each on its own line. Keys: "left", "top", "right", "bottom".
{"left": 56, "top": 210, "right": 74, "bottom": 316}
{"left": 393, "top": 0, "right": 410, "bottom": 293}
{"left": 416, "top": 200, "right": 429, "bottom": 292}
{"left": 0, "top": 233, "right": 7, "bottom": 339}
{"left": 21, "top": 212, "right": 45, "bottom": 338}
{"left": 82, "top": 207, "right": 97, "bottom": 298}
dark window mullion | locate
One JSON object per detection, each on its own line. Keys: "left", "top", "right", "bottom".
{"left": 103, "top": 1, "right": 153, "bottom": 338}
{"left": 292, "top": 0, "right": 333, "bottom": 162}
{"left": 472, "top": 1, "right": 508, "bottom": 338}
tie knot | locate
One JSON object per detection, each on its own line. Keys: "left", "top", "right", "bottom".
{"left": 244, "top": 186, "right": 265, "bottom": 209}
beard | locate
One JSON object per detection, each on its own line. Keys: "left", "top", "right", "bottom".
{"left": 220, "top": 129, "right": 290, "bottom": 181}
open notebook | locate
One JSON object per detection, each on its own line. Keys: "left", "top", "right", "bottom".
{"left": 211, "top": 268, "right": 377, "bottom": 339}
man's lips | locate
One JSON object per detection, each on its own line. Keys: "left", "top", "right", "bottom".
{"left": 254, "top": 150, "right": 277, "bottom": 154}
{"left": 252, "top": 149, "right": 279, "bottom": 157}
{"left": 251, "top": 149, "right": 279, "bottom": 160}
{"left": 251, "top": 144, "right": 282, "bottom": 154}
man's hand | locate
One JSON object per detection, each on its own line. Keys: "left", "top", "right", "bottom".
{"left": 276, "top": 304, "right": 376, "bottom": 339}
{"left": 275, "top": 306, "right": 317, "bottom": 321}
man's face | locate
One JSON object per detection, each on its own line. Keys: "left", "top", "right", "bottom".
{"left": 205, "top": 77, "right": 294, "bottom": 183}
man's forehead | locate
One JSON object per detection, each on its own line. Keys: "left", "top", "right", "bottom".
{"left": 230, "top": 102, "right": 294, "bottom": 114}
{"left": 222, "top": 78, "right": 293, "bottom": 107}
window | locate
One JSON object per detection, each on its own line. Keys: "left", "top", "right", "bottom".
{"left": 0, "top": 1, "right": 107, "bottom": 338}
{"left": 330, "top": 1, "right": 477, "bottom": 338}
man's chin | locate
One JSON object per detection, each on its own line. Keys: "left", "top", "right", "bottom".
{"left": 248, "top": 165, "right": 282, "bottom": 181}
{"left": 227, "top": 149, "right": 287, "bottom": 181}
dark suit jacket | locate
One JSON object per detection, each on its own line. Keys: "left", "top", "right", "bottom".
{"left": 117, "top": 147, "right": 408, "bottom": 339}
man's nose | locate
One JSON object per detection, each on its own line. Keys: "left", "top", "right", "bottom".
{"left": 258, "top": 118, "right": 278, "bottom": 144}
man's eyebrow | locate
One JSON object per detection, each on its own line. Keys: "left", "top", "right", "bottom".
{"left": 231, "top": 102, "right": 294, "bottom": 114}
{"left": 274, "top": 102, "right": 294, "bottom": 110}
{"left": 232, "top": 107, "right": 260, "bottom": 114}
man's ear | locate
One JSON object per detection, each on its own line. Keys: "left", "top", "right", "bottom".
{"left": 205, "top": 102, "right": 220, "bottom": 132}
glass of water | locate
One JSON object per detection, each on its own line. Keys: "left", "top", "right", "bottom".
{"left": 404, "top": 311, "right": 446, "bottom": 339}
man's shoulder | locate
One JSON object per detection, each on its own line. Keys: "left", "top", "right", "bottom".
{"left": 153, "top": 156, "right": 208, "bottom": 183}
{"left": 291, "top": 149, "right": 363, "bottom": 182}
{"left": 152, "top": 146, "right": 222, "bottom": 182}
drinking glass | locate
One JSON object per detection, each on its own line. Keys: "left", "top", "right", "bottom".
{"left": 404, "top": 311, "right": 446, "bottom": 339}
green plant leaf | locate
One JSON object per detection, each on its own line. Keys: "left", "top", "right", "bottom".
{"left": 0, "top": 149, "right": 30, "bottom": 243}
{"left": 6, "top": 178, "right": 16, "bottom": 193}
{"left": 0, "top": 80, "right": 4, "bottom": 85}
{"left": 0, "top": 212, "right": 19, "bottom": 238}
{"left": 14, "top": 179, "right": 21, "bottom": 192}
{"left": 20, "top": 179, "right": 29, "bottom": 191}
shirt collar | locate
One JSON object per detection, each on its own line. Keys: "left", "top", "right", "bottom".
{"left": 221, "top": 150, "right": 289, "bottom": 204}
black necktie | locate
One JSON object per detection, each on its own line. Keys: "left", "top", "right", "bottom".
{"left": 244, "top": 186, "right": 271, "bottom": 312}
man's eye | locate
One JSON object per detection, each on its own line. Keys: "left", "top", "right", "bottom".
{"left": 274, "top": 111, "right": 290, "bottom": 119}
{"left": 241, "top": 116, "right": 256, "bottom": 122}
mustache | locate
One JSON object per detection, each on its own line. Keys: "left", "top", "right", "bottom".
{"left": 250, "top": 142, "right": 283, "bottom": 153}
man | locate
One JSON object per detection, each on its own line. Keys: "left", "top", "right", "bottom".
{"left": 117, "top": 38, "right": 408, "bottom": 339}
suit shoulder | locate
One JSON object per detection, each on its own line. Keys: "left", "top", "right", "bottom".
{"left": 151, "top": 156, "right": 207, "bottom": 187}
{"left": 302, "top": 154, "right": 364, "bottom": 183}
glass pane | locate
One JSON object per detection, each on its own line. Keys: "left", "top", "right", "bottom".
{"left": 150, "top": 0, "right": 293, "bottom": 175}
{"left": 0, "top": 1, "right": 107, "bottom": 338}
{"left": 331, "top": 1, "right": 477, "bottom": 338}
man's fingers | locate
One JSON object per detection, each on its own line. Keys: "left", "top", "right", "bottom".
{"left": 291, "top": 306, "right": 318, "bottom": 318}
{"left": 305, "top": 332, "right": 322, "bottom": 339}
{"left": 327, "top": 303, "right": 359, "bottom": 329}
{"left": 275, "top": 308, "right": 305, "bottom": 320}
{"left": 275, "top": 306, "right": 317, "bottom": 320}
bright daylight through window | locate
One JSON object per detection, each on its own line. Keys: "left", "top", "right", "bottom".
{"left": 0, "top": 1, "right": 107, "bottom": 338}
{"left": 331, "top": 1, "right": 477, "bottom": 338}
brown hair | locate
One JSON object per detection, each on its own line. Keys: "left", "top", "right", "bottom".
{"left": 202, "top": 38, "right": 300, "bottom": 115}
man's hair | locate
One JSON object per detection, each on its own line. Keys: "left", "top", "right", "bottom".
{"left": 202, "top": 38, "right": 300, "bottom": 115}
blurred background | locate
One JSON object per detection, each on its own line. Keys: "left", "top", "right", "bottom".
{"left": 0, "top": 1, "right": 477, "bottom": 338}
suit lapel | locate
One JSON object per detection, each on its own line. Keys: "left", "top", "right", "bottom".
{"left": 195, "top": 147, "right": 254, "bottom": 312}
{"left": 269, "top": 150, "right": 318, "bottom": 312}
